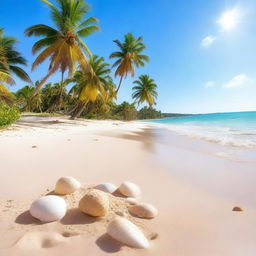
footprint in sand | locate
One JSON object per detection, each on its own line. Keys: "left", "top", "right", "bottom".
{"left": 14, "top": 231, "right": 74, "bottom": 249}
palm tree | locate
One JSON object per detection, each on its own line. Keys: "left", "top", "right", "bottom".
{"left": 68, "top": 55, "right": 112, "bottom": 119}
{"left": 16, "top": 85, "right": 42, "bottom": 112}
{"left": 25, "top": 0, "right": 100, "bottom": 97}
{"left": 132, "top": 75, "right": 158, "bottom": 107}
{"left": 0, "top": 71, "right": 15, "bottom": 103}
{"left": 45, "top": 80, "right": 69, "bottom": 112}
{"left": 110, "top": 33, "right": 149, "bottom": 94}
{"left": 0, "top": 28, "right": 31, "bottom": 102}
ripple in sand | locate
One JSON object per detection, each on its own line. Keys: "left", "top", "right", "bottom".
{"left": 14, "top": 231, "right": 67, "bottom": 249}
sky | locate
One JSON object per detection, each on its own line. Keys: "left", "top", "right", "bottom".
{"left": 2, "top": 0, "right": 256, "bottom": 114}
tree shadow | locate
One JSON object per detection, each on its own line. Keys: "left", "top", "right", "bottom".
{"left": 15, "top": 210, "right": 42, "bottom": 225}
{"left": 60, "top": 208, "right": 98, "bottom": 225}
{"left": 96, "top": 233, "right": 122, "bottom": 253}
{"left": 96, "top": 128, "right": 156, "bottom": 153}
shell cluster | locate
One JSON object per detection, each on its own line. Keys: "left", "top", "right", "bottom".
{"left": 28, "top": 177, "right": 158, "bottom": 249}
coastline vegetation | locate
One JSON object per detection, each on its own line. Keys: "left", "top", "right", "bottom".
{"left": 0, "top": 102, "right": 20, "bottom": 128}
{"left": 0, "top": 0, "right": 162, "bottom": 126}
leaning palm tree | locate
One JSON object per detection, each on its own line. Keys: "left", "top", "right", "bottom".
{"left": 132, "top": 75, "right": 158, "bottom": 107}
{"left": 68, "top": 55, "right": 112, "bottom": 119}
{"left": 25, "top": 0, "right": 99, "bottom": 97}
{"left": 110, "top": 33, "right": 149, "bottom": 94}
{"left": 0, "top": 28, "right": 31, "bottom": 103}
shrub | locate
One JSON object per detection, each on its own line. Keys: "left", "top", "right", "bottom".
{"left": 111, "top": 102, "right": 138, "bottom": 121}
{"left": 138, "top": 107, "right": 162, "bottom": 119}
{"left": 0, "top": 102, "right": 20, "bottom": 128}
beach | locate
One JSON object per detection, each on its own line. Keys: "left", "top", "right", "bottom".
{"left": 1, "top": 115, "right": 256, "bottom": 256}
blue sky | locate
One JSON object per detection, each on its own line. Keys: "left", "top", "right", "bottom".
{"left": 2, "top": 0, "right": 256, "bottom": 114}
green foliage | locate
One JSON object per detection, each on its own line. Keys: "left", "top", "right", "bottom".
{"left": 110, "top": 33, "right": 149, "bottom": 93}
{"left": 25, "top": 0, "right": 100, "bottom": 96}
{"left": 111, "top": 102, "right": 138, "bottom": 121}
{"left": 162, "top": 113, "right": 192, "bottom": 118}
{"left": 0, "top": 28, "right": 31, "bottom": 83}
{"left": 0, "top": 102, "right": 20, "bottom": 128}
{"left": 138, "top": 107, "right": 162, "bottom": 119}
{"left": 69, "top": 55, "right": 113, "bottom": 103}
{"left": 0, "top": 28, "right": 31, "bottom": 103}
{"left": 132, "top": 75, "right": 158, "bottom": 107}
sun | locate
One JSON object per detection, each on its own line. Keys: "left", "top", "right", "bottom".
{"left": 217, "top": 7, "right": 241, "bottom": 32}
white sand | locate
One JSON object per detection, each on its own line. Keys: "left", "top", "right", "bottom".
{"left": 0, "top": 115, "right": 256, "bottom": 256}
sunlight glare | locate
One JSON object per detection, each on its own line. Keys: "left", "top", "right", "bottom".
{"left": 217, "top": 7, "right": 241, "bottom": 32}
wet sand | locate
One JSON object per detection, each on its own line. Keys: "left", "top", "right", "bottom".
{"left": 0, "top": 115, "right": 256, "bottom": 256}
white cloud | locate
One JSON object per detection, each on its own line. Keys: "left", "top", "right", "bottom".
{"left": 205, "top": 81, "right": 215, "bottom": 87}
{"left": 223, "top": 74, "right": 250, "bottom": 88}
{"left": 201, "top": 35, "right": 217, "bottom": 48}
{"left": 217, "top": 7, "right": 241, "bottom": 32}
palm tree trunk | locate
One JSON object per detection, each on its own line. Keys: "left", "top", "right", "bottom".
{"left": 31, "top": 72, "right": 52, "bottom": 98}
{"left": 70, "top": 101, "right": 88, "bottom": 120}
{"left": 115, "top": 75, "right": 123, "bottom": 94}
{"left": 46, "top": 72, "right": 65, "bottom": 113}
{"left": 58, "top": 72, "right": 65, "bottom": 111}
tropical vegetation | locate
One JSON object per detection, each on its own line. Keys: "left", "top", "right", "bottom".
{"left": 0, "top": 102, "right": 20, "bottom": 128}
{"left": 0, "top": 0, "right": 161, "bottom": 128}
{"left": 110, "top": 33, "right": 149, "bottom": 94}
{"left": 132, "top": 75, "right": 158, "bottom": 107}
{"left": 0, "top": 28, "right": 31, "bottom": 103}
{"left": 25, "top": 0, "right": 99, "bottom": 97}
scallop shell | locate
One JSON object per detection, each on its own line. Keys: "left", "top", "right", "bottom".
{"left": 78, "top": 189, "right": 109, "bottom": 217}
{"left": 107, "top": 217, "right": 149, "bottom": 249}
{"left": 129, "top": 203, "right": 158, "bottom": 218}
{"left": 94, "top": 183, "right": 117, "bottom": 193}
{"left": 119, "top": 182, "right": 141, "bottom": 198}
{"left": 55, "top": 176, "right": 81, "bottom": 195}
{"left": 30, "top": 196, "right": 67, "bottom": 222}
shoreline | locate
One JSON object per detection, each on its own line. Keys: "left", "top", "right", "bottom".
{"left": 1, "top": 116, "right": 256, "bottom": 255}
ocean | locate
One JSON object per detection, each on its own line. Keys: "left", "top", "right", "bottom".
{"left": 146, "top": 111, "right": 256, "bottom": 148}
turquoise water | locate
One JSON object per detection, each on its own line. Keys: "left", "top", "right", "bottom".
{"left": 147, "top": 111, "right": 256, "bottom": 148}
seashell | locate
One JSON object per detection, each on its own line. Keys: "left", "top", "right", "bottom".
{"left": 126, "top": 197, "right": 139, "bottom": 205}
{"left": 94, "top": 183, "right": 117, "bottom": 194}
{"left": 30, "top": 196, "right": 67, "bottom": 222}
{"left": 55, "top": 176, "right": 81, "bottom": 195}
{"left": 78, "top": 189, "right": 109, "bottom": 217}
{"left": 129, "top": 203, "right": 158, "bottom": 219}
{"left": 119, "top": 182, "right": 141, "bottom": 198}
{"left": 107, "top": 217, "right": 149, "bottom": 249}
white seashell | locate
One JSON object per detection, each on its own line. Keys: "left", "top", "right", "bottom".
{"left": 119, "top": 182, "right": 141, "bottom": 198}
{"left": 30, "top": 196, "right": 67, "bottom": 222}
{"left": 126, "top": 197, "right": 139, "bottom": 205}
{"left": 79, "top": 189, "right": 109, "bottom": 217}
{"left": 55, "top": 176, "right": 81, "bottom": 195}
{"left": 94, "top": 183, "right": 117, "bottom": 194}
{"left": 107, "top": 217, "right": 149, "bottom": 249}
{"left": 129, "top": 203, "right": 158, "bottom": 219}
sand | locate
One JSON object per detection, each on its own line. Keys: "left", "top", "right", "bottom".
{"left": 0, "top": 115, "right": 256, "bottom": 256}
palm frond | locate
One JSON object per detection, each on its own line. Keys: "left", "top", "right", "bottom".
{"left": 9, "top": 66, "right": 32, "bottom": 83}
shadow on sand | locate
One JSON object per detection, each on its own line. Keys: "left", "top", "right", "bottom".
{"left": 15, "top": 210, "right": 42, "bottom": 225}
{"left": 96, "top": 233, "right": 122, "bottom": 253}
{"left": 60, "top": 208, "right": 98, "bottom": 225}
{"left": 97, "top": 128, "right": 156, "bottom": 153}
